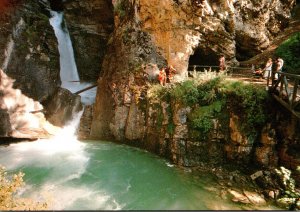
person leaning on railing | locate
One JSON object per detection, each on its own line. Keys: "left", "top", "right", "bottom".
{"left": 275, "top": 57, "right": 289, "bottom": 89}
{"left": 263, "top": 58, "right": 273, "bottom": 79}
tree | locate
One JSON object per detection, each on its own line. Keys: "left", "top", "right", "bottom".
{"left": 0, "top": 165, "right": 48, "bottom": 210}
{"left": 276, "top": 32, "right": 300, "bottom": 75}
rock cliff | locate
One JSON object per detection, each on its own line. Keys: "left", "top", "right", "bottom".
{"left": 0, "top": 69, "right": 59, "bottom": 139}
{"left": 0, "top": 0, "right": 60, "bottom": 102}
{"left": 91, "top": 0, "right": 296, "bottom": 140}
{"left": 0, "top": 0, "right": 83, "bottom": 132}
{"left": 64, "top": 0, "right": 114, "bottom": 81}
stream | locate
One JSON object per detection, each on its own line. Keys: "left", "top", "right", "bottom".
{"left": 0, "top": 115, "right": 280, "bottom": 210}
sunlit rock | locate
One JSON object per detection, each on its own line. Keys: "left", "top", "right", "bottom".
{"left": 0, "top": 69, "right": 60, "bottom": 139}
{"left": 43, "top": 87, "right": 83, "bottom": 127}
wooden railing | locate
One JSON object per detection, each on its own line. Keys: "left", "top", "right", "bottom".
{"left": 266, "top": 71, "right": 300, "bottom": 118}
{"left": 188, "top": 65, "right": 252, "bottom": 77}
{"left": 188, "top": 65, "right": 300, "bottom": 118}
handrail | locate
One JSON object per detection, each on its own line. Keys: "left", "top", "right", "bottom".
{"left": 188, "top": 65, "right": 252, "bottom": 71}
{"left": 274, "top": 71, "right": 300, "bottom": 80}
{"left": 267, "top": 70, "right": 300, "bottom": 118}
{"left": 188, "top": 65, "right": 251, "bottom": 70}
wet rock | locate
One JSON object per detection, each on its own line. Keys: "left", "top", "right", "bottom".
{"left": 243, "top": 190, "right": 266, "bottom": 205}
{"left": 228, "top": 189, "right": 250, "bottom": 204}
{"left": 44, "top": 88, "right": 83, "bottom": 127}
{"left": 64, "top": 0, "right": 114, "bottom": 81}
{"left": 1, "top": 0, "right": 60, "bottom": 103}
{"left": 0, "top": 69, "right": 60, "bottom": 139}
{"left": 0, "top": 109, "right": 12, "bottom": 137}
{"left": 77, "top": 105, "right": 93, "bottom": 140}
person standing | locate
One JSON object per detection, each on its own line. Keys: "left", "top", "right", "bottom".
{"left": 263, "top": 58, "right": 273, "bottom": 79}
{"left": 158, "top": 67, "right": 166, "bottom": 86}
{"left": 276, "top": 57, "right": 284, "bottom": 72}
{"left": 219, "top": 55, "right": 226, "bottom": 72}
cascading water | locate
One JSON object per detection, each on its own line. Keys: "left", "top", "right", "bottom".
{"left": 49, "top": 10, "right": 96, "bottom": 105}
{"left": 49, "top": 11, "right": 79, "bottom": 89}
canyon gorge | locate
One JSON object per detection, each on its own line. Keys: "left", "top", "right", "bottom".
{"left": 0, "top": 0, "right": 299, "bottom": 210}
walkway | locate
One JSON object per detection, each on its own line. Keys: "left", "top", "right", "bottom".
{"left": 188, "top": 65, "right": 300, "bottom": 118}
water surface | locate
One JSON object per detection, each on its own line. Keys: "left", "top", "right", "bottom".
{"left": 0, "top": 138, "right": 281, "bottom": 210}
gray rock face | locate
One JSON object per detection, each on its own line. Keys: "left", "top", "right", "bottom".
{"left": 44, "top": 87, "right": 83, "bottom": 127}
{"left": 0, "top": 0, "right": 60, "bottom": 103}
{"left": 64, "top": 0, "right": 114, "bottom": 81}
{"left": 0, "top": 0, "right": 85, "bottom": 131}
{"left": 91, "top": 0, "right": 296, "bottom": 142}
{"left": 0, "top": 109, "right": 12, "bottom": 137}
{"left": 0, "top": 69, "right": 59, "bottom": 139}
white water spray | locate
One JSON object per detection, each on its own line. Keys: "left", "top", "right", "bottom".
{"left": 49, "top": 11, "right": 96, "bottom": 105}
{"left": 49, "top": 11, "right": 80, "bottom": 89}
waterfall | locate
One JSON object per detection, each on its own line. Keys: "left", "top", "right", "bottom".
{"left": 1, "top": 37, "right": 14, "bottom": 70}
{"left": 49, "top": 11, "right": 97, "bottom": 105}
{"left": 49, "top": 11, "right": 80, "bottom": 90}
{"left": 2, "top": 18, "right": 25, "bottom": 70}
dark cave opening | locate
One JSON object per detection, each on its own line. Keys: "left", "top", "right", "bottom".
{"left": 188, "top": 47, "right": 219, "bottom": 68}
{"left": 49, "top": 0, "right": 64, "bottom": 11}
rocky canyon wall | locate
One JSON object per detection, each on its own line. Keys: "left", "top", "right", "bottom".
{"left": 0, "top": 0, "right": 83, "bottom": 131}
{"left": 89, "top": 0, "right": 299, "bottom": 173}
{"left": 0, "top": 0, "right": 60, "bottom": 102}
{"left": 91, "top": 0, "right": 296, "bottom": 140}
{"left": 63, "top": 0, "right": 114, "bottom": 81}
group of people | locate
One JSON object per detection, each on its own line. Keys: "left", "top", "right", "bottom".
{"left": 158, "top": 65, "right": 177, "bottom": 86}
{"left": 253, "top": 57, "right": 284, "bottom": 80}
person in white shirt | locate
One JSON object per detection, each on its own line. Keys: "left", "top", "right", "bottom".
{"left": 263, "top": 58, "right": 273, "bottom": 79}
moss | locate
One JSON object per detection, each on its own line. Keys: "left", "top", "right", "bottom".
{"left": 188, "top": 100, "right": 225, "bottom": 139}
{"left": 148, "top": 77, "right": 268, "bottom": 141}
{"left": 170, "top": 80, "right": 199, "bottom": 106}
{"left": 276, "top": 32, "right": 300, "bottom": 74}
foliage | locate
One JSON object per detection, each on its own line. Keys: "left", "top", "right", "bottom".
{"left": 275, "top": 167, "right": 300, "bottom": 209}
{"left": 170, "top": 80, "right": 199, "bottom": 106}
{"left": 188, "top": 100, "right": 224, "bottom": 138}
{"left": 167, "top": 122, "right": 175, "bottom": 135}
{"left": 0, "top": 165, "right": 48, "bottom": 210}
{"left": 197, "top": 77, "right": 222, "bottom": 105}
{"left": 148, "top": 76, "right": 268, "bottom": 141}
{"left": 276, "top": 32, "right": 300, "bottom": 74}
{"left": 222, "top": 80, "right": 268, "bottom": 137}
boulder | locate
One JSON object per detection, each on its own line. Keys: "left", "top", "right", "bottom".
{"left": 0, "top": 69, "right": 60, "bottom": 139}
{"left": 44, "top": 88, "right": 83, "bottom": 127}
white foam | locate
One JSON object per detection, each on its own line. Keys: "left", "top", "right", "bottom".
{"left": 49, "top": 11, "right": 79, "bottom": 88}
{"left": 27, "top": 184, "right": 122, "bottom": 210}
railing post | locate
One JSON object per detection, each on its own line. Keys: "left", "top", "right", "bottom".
{"left": 292, "top": 79, "right": 299, "bottom": 109}
{"left": 266, "top": 69, "right": 271, "bottom": 88}
{"left": 279, "top": 75, "right": 284, "bottom": 98}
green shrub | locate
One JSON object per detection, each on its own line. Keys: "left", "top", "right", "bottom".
{"left": 189, "top": 100, "right": 224, "bottom": 138}
{"left": 276, "top": 32, "right": 300, "bottom": 74}
{"left": 0, "top": 165, "right": 47, "bottom": 210}
{"left": 222, "top": 81, "right": 268, "bottom": 137}
{"left": 170, "top": 80, "right": 199, "bottom": 105}
{"left": 148, "top": 77, "right": 268, "bottom": 141}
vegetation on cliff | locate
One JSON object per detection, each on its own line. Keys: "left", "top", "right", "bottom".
{"left": 148, "top": 76, "right": 269, "bottom": 141}
{"left": 0, "top": 165, "right": 47, "bottom": 210}
{"left": 276, "top": 32, "right": 300, "bottom": 74}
